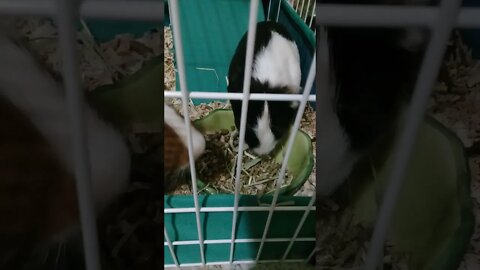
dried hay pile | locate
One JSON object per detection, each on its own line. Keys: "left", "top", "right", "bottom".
{"left": 169, "top": 127, "right": 295, "bottom": 195}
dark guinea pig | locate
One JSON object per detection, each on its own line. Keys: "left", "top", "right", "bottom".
{"left": 227, "top": 21, "right": 302, "bottom": 156}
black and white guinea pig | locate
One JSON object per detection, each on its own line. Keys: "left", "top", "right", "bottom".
{"left": 316, "top": 0, "right": 438, "bottom": 198}
{"left": 0, "top": 23, "right": 130, "bottom": 268}
{"left": 163, "top": 103, "right": 206, "bottom": 192}
{"left": 227, "top": 21, "right": 302, "bottom": 156}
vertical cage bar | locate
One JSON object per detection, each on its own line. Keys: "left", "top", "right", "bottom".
{"left": 276, "top": 0, "right": 282, "bottom": 22}
{"left": 55, "top": 0, "right": 101, "bottom": 269}
{"left": 304, "top": 0, "right": 312, "bottom": 21}
{"left": 164, "top": 227, "right": 180, "bottom": 267}
{"left": 255, "top": 54, "right": 316, "bottom": 261}
{"left": 299, "top": 0, "right": 306, "bottom": 20}
{"left": 364, "top": 0, "right": 462, "bottom": 269}
{"left": 306, "top": 246, "right": 317, "bottom": 263}
{"left": 169, "top": 0, "right": 206, "bottom": 265}
{"left": 229, "top": 0, "right": 260, "bottom": 263}
{"left": 281, "top": 194, "right": 316, "bottom": 260}
{"left": 267, "top": 0, "right": 272, "bottom": 20}
{"left": 309, "top": 1, "right": 315, "bottom": 28}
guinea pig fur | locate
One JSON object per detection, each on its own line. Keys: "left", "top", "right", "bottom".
{"left": 315, "top": 0, "right": 434, "bottom": 198}
{"left": 227, "top": 21, "right": 302, "bottom": 156}
{"left": 0, "top": 25, "right": 131, "bottom": 267}
{"left": 163, "top": 103, "right": 206, "bottom": 192}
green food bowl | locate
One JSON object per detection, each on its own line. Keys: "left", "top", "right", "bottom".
{"left": 343, "top": 116, "right": 474, "bottom": 270}
{"left": 192, "top": 109, "right": 314, "bottom": 196}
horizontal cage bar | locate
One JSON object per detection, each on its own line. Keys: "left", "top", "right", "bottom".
{"left": 164, "top": 206, "right": 317, "bottom": 213}
{"left": 164, "top": 259, "right": 308, "bottom": 268}
{"left": 0, "top": 0, "right": 164, "bottom": 21}
{"left": 164, "top": 91, "right": 317, "bottom": 102}
{"left": 164, "top": 237, "right": 316, "bottom": 246}
{"left": 315, "top": 5, "right": 480, "bottom": 28}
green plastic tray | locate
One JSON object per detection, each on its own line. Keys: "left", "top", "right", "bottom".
{"left": 164, "top": 194, "right": 315, "bottom": 265}
{"left": 345, "top": 116, "right": 474, "bottom": 270}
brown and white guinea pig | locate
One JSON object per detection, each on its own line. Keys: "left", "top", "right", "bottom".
{"left": 163, "top": 103, "right": 206, "bottom": 192}
{"left": 0, "top": 23, "right": 130, "bottom": 268}
{"left": 315, "top": 0, "right": 438, "bottom": 198}
{"left": 227, "top": 21, "right": 302, "bottom": 156}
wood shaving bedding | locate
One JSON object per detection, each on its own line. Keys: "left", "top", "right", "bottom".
{"left": 14, "top": 17, "right": 163, "bottom": 92}
{"left": 428, "top": 31, "right": 480, "bottom": 270}
{"left": 164, "top": 26, "right": 176, "bottom": 91}
{"left": 168, "top": 128, "right": 295, "bottom": 196}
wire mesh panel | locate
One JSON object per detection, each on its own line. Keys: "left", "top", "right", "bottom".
{"left": 164, "top": 0, "right": 316, "bottom": 267}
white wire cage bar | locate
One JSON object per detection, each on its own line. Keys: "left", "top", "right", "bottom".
{"left": 315, "top": 3, "right": 480, "bottom": 28}
{"left": 168, "top": 0, "right": 207, "bottom": 265}
{"left": 228, "top": 0, "right": 261, "bottom": 264}
{"left": 286, "top": 0, "right": 316, "bottom": 24}
{"left": 0, "top": 0, "right": 165, "bottom": 21}
{"left": 165, "top": 259, "right": 308, "bottom": 268}
{"left": 164, "top": 205, "right": 316, "bottom": 213}
{"left": 165, "top": 237, "right": 316, "bottom": 246}
{"left": 55, "top": 0, "right": 101, "bottom": 269}
{"left": 164, "top": 91, "right": 317, "bottom": 102}
{"left": 165, "top": 0, "right": 317, "bottom": 267}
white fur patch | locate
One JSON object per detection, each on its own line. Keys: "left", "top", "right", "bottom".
{"left": 164, "top": 104, "right": 206, "bottom": 161}
{"left": 399, "top": 28, "right": 428, "bottom": 52}
{"left": 0, "top": 33, "right": 131, "bottom": 212}
{"left": 316, "top": 71, "right": 360, "bottom": 197}
{"left": 251, "top": 101, "right": 277, "bottom": 155}
{"left": 316, "top": 117, "right": 360, "bottom": 197}
{"left": 252, "top": 31, "right": 301, "bottom": 90}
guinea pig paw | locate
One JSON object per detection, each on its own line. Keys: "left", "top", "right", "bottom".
{"left": 229, "top": 129, "right": 239, "bottom": 150}
{"left": 290, "top": 101, "right": 300, "bottom": 109}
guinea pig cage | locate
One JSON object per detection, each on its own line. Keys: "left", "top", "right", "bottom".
{"left": 164, "top": 0, "right": 317, "bottom": 268}
{"left": 0, "top": 0, "right": 479, "bottom": 270}
{"left": 164, "top": 1, "right": 478, "bottom": 270}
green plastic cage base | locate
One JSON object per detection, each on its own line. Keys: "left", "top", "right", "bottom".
{"left": 164, "top": 194, "right": 315, "bottom": 265}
